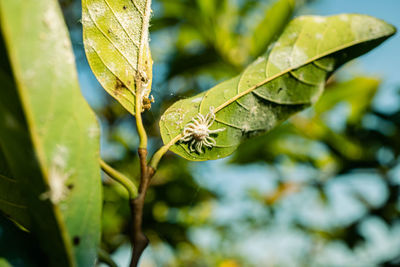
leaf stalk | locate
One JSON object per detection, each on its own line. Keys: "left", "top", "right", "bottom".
{"left": 135, "top": 86, "right": 148, "bottom": 149}
{"left": 149, "top": 134, "right": 183, "bottom": 170}
{"left": 100, "top": 159, "right": 138, "bottom": 199}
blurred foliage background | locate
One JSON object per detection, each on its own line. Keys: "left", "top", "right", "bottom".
{"left": 59, "top": 0, "right": 400, "bottom": 266}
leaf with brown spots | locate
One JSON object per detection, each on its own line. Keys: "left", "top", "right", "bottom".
{"left": 82, "top": 0, "right": 153, "bottom": 114}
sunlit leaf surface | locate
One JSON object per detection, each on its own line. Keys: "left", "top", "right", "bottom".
{"left": 82, "top": 0, "right": 153, "bottom": 114}
{"left": 160, "top": 14, "right": 396, "bottom": 161}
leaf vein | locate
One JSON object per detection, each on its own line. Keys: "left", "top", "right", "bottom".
{"left": 289, "top": 70, "right": 322, "bottom": 86}
{"left": 0, "top": 198, "right": 27, "bottom": 209}
{"left": 86, "top": 5, "right": 138, "bottom": 71}
{"left": 215, "top": 118, "right": 245, "bottom": 130}
{"left": 213, "top": 33, "right": 392, "bottom": 114}
{"left": 102, "top": 0, "right": 140, "bottom": 49}
{"left": 130, "top": 0, "right": 145, "bottom": 18}
{"left": 0, "top": 173, "right": 16, "bottom": 183}
{"left": 236, "top": 69, "right": 250, "bottom": 110}
{"left": 87, "top": 43, "right": 137, "bottom": 99}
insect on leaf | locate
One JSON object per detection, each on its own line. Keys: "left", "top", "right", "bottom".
{"left": 160, "top": 14, "right": 396, "bottom": 161}
{"left": 82, "top": 0, "right": 153, "bottom": 114}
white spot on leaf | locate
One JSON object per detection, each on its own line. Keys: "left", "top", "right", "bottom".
{"left": 88, "top": 124, "right": 99, "bottom": 139}
{"left": 288, "top": 33, "right": 298, "bottom": 39}
{"left": 191, "top": 97, "right": 203, "bottom": 103}
{"left": 291, "top": 46, "right": 309, "bottom": 67}
{"left": 270, "top": 47, "right": 292, "bottom": 71}
{"left": 250, "top": 106, "right": 258, "bottom": 115}
{"left": 88, "top": 2, "right": 106, "bottom": 18}
{"left": 81, "top": 13, "right": 93, "bottom": 26}
{"left": 43, "top": 8, "right": 59, "bottom": 31}
{"left": 40, "top": 145, "right": 71, "bottom": 204}
{"left": 313, "top": 16, "right": 326, "bottom": 24}
{"left": 254, "top": 56, "right": 266, "bottom": 64}
{"left": 53, "top": 145, "right": 68, "bottom": 168}
{"left": 85, "top": 38, "right": 95, "bottom": 49}
{"left": 242, "top": 123, "right": 250, "bottom": 133}
{"left": 339, "top": 14, "right": 349, "bottom": 22}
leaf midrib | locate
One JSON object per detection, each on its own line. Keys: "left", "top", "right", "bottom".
{"left": 136, "top": 0, "right": 151, "bottom": 83}
{"left": 164, "top": 29, "right": 393, "bottom": 148}
{"left": 213, "top": 33, "right": 392, "bottom": 113}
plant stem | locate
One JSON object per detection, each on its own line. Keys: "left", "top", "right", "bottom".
{"left": 129, "top": 148, "right": 155, "bottom": 267}
{"left": 129, "top": 70, "right": 154, "bottom": 266}
{"left": 128, "top": 108, "right": 181, "bottom": 265}
{"left": 135, "top": 93, "right": 148, "bottom": 149}
{"left": 149, "top": 134, "right": 183, "bottom": 170}
{"left": 100, "top": 159, "right": 138, "bottom": 199}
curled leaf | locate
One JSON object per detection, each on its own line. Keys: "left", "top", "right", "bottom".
{"left": 160, "top": 14, "right": 396, "bottom": 161}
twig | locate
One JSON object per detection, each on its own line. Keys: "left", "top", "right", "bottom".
{"left": 127, "top": 134, "right": 183, "bottom": 266}
{"left": 100, "top": 159, "right": 138, "bottom": 199}
{"left": 149, "top": 134, "right": 182, "bottom": 170}
{"left": 128, "top": 125, "right": 179, "bottom": 266}
{"left": 129, "top": 149, "right": 155, "bottom": 267}
{"left": 130, "top": 64, "right": 154, "bottom": 265}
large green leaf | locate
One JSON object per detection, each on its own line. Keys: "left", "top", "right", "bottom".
{"left": 230, "top": 77, "right": 381, "bottom": 165}
{"left": 160, "top": 14, "right": 396, "bottom": 161}
{"left": 0, "top": 0, "right": 102, "bottom": 265}
{"left": 82, "top": 0, "right": 153, "bottom": 114}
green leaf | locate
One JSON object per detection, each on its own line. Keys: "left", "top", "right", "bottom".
{"left": 82, "top": 0, "right": 153, "bottom": 114}
{"left": 160, "top": 14, "right": 396, "bottom": 161}
{"left": 230, "top": 76, "right": 381, "bottom": 165}
{"left": 0, "top": 0, "right": 102, "bottom": 265}
{"left": 247, "top": 0, "right": 295, "bottom": 58}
